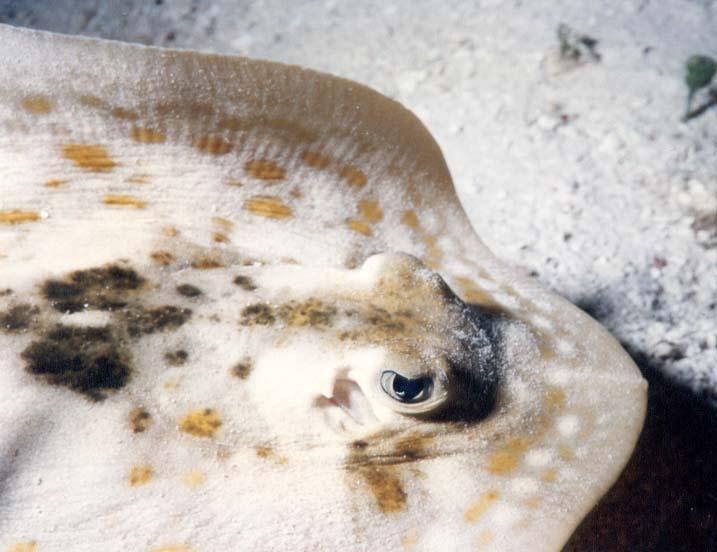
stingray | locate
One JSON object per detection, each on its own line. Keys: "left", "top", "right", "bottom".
{"left": 0, "top": 24, "right": 646, "bottom": 552}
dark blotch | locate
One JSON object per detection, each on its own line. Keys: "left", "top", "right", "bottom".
{"left": 240, "top": 303, "right": 275, "bottom": 326}
{"left": 1, "top": 304, "right": 39, "bottom": 332}
{"left": 231, "top": 357, "right": 252, "bottom": 380}
{"left": 176, "top": 284, "right": 202, "bottom": 298}
{"left": 41, "top": 264, "right": 144, "bottom": 312}
{"left": 21, "top": 324, "right": 129, "bottom": 400}
{"left": 126, "top": 306, "right": 192, "bottom": 337}
{"left": 164, "top": 349, "right": 189, "bottom": 366}
{"left": 129, "top": 407, "right": 152, "bottom": 433}
{"left": 233, "top": 275, "right": 257, "bottom": 291}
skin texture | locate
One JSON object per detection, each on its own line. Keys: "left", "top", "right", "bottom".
{"left": 0, "top": 24, "right": 646, "bottom": 551}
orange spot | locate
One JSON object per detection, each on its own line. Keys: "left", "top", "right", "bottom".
{"left": 477, "top": 530, "right": 495, "bottom": 548}
{"left": 485, "top": 438, "right": 529, "bottom": 476}
{"left": 78, "top": 94, "right": 106, "bottom": 108}
{"left": 150, "top": 547, "right": 193, "bottom": 552}
{"left": 61, "top": 143, "right": 116, "bottom": 172}
{"left": 464, "top": 490, "right": 500, "bottom": 523}
{"left": 523, "top": 496, "right": 541, "bottom": 509}
{"left": 225, "top": 179, "right": 243, "bottom": 187}
{"left": 401, "top": 531, "right": 418, "bottom": 550}
{"left": 162, "top": 226, "right": 179, "bottom": 237}
{"left": 6, "top": 542, "right": 37, "bottom": 552}
{"left": 191, "top": 257, "right": 224, "bottom": 269}
{"left": 194, "top": 135, "right": 231, "bottom": 154}
{"left": 454, "top": 277, "right": 500, "bottom": 308}
{"left": 339, "top": 165, "right": 367, "bottom": 187}
{"left": 301, "top": 150, "right": 331, "bottom": 169}
{"left": 182, "top": 470, "right": 205, "bottom": 486}
{"left": 44, "top": 179, "right": 67, "bottom": 188}
{"left": 21, "top": 95, "right": 52, "bottom": 114}
{"left": 538, "top": 334, "right": 556, "bottom": 361}
{"left": 131, "top": 126, "right": 165, "bottom": 144}
{"left": 102, "top": 195, "right": 147, "bottom": 209}
{"left": 129, "top": 465, "right": 153, "bottom": 486}
{"left": 110, "top": 107, "right": 139, "bottom": 121}
{"left": 245, "top": 159, "right": 286, "bottom": 181}
{"left": 541, "top": 469, "right": 557, "bottom": 483}
{"left": 0, "top": 210, "right": 41, "bottom": 225}
{"left": 401, "top": 209, "right": 420, "bottom": 229}
{"left": 243, "top": 195, "right": 293, "bottom": 220}
{"left": 126, "top": 174, "right": 150, "bottom": 184}
{"left": 213, "top": 232, "right": 230, "bottom": 243}
{"left": 151, "top": 251, "right": 175, "bottom": 265}
{"left": 346, "top": 219, "right": 372, "bottom": 236}
{"left": 179, "top": 409, "right": 222, "bottom": 438}
{"left": 358, "top": 200, "right": 383, "bottom": 223}
{"left": 212, "top": 217, "right": 234, "bottom": 229}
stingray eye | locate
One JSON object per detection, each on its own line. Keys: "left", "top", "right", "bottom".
{"left": 380, "top": 370, "right": 433, "bottom": 403}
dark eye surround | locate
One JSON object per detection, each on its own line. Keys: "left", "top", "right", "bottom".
{"left": 380, "top": 370, "right": 433, "bottom": 404}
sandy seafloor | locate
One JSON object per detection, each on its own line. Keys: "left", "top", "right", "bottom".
{"left": 1, "top": 1, "right": 716, "bottom": 550}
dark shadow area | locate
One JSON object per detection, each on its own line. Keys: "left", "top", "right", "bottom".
{"left": 564, "top": 346, "right": 717, "bottom": 552}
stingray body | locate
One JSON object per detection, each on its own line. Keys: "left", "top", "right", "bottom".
{"left": 0, "top": 24, "right": 646, "bottom": 552}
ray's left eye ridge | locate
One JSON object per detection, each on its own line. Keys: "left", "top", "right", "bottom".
{"left": 380, "top": 370, "right": 433, "bottom": 403}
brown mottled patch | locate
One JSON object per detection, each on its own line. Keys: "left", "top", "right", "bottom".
{"left": 164, "top": 349, "right": 188, "bottom": 366}
{"left": 0, "top": 304, "right": 38, "bottom": 332}
{"left": 240, "top": 303, "right": 275, "bottom": 326}
{"left": 21, "top": 95, "right": 52, "bottom": 114}
{"left": 131, "top": 126, "right": 165, "bottom": 144}
{"left": 301, "top": 150, "right": 331, "bottom": 169}
{"left": 217, "top": 115, "right": 242, "bottom": 132}
{"left": 182, "top": 470, "right": 205, "bottom": 487}
{"left": 41, "top": 264, "right": 144, "bottom": 313}
{"left": 538, "top": 334, "right": 557, "bottom": 361}
{"left": 277, "top": 299, "right": 337, "bottom": 328}
{"left": 212, "top": 217, "right": 234, "bottom": 229}
{"left": 213, "top": 232, "right": 230, "bottom": 244}
{"left": 129, "top": 465, "right": 153, "bottom": 486}
{"left": 339, "top": 165, "right": 367, "bottom": 187}
{"left": 21, "top": 325, "right": 130, "bottom": 400}
{"left": 61, "top": 143, "right": 116, "bottom": 172}
{"left": 125, "top": 305, "right": 192, "bottom": 337}
{"left": 191, "top": 257, "right": 224, "bottom": 270}
{"left": 225, "top": 179, "right": 243, "bottom": 187}
{"left": 44, "top": 178, "right": 67, "bottom": 188}
{"left": 179, "top": 408, "right": 222, "bottom": 438}
{"left": 477, "top": 529, "right": 495, "bottom": 548}
{"left": 176, "top": 284, "right": 202, "bottom": 298}
{"left": 255, "top": 445, "right": 274, "bottom": 458}
{"left": 151, "top": 251, "right": 175, "bottom": 265}
{"left": 129, "top": 407, "right": 152, "bottom": 433}
{"left": 464, "top": 490, "right": 500, "bottom": 523}
{"left": 110, "top": 107, "right": 139, "bottom": 121}
{"left": 523, "top": 496, "right": 541, "bottom": 509}
{"left": 245, "top": 159, "right": 286, "bottom": 181}
{"left": 6, "top": 541, "right": 37, "bottom": 552}
{"left": 233, "top": 275, "right": 257, "bottom": 291}
{"left": 194, "top": 135, "right": 231, "bottom": 154}
{"left": 361, "top": 468, "right": 407, "bottom": 513}
{"left": 346, "top": 219, "right": 372, "bottom": 236}
{"left": 545, "top": 386, "right": 566, "bottom": 411}
{"left": 231, "top": 357, "right": 252, "bottom": 380}
{"left": 243, "top": 195, "right": 293, "bottom": 220}
{"left": 0, "top": 210, "right": 41, "bottom": 225}
{"left": 102, "top": 195, "right": 147, "bottom": 209}
{"left": 558, "top": 444, "right": 576, "bottom": 461}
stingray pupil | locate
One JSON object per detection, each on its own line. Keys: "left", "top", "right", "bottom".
{"left": 382, "top": 371, "right": 431, "bottom": 403}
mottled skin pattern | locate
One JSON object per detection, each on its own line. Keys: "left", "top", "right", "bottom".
{"left": 0, "top": 24, "right": 646, "bottom": 551}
